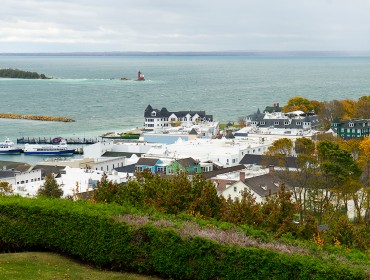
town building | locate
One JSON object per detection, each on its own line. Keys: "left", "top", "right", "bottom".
{"left": 331, "top": 119, "right": 370, "bottom": 139}
{"left": 143, "top": 137, "right": 272, "bottom": 168}
{"left": 0, "top": 169, "right": 42, "bottom": 188}
{"left": 144, "top": 105, "right": 213, "bottom": 131}
{"left": 246, "top": 110, "right": 319, "bottom": 131}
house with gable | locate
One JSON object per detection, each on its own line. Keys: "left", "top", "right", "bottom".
{"left": 166, "top": 157, "right": 201, "bottom": 175}
{"left": 331, "top": 119, "right": 370, "bottom": 139}
{"left": 211, "top": 167, "right": 281, "bottom": 203}
{"left": 135, "top": 157, "right": 162, "bottom": 173}
{"left": 144, "top": 105, "right": 213, "bottom": 131}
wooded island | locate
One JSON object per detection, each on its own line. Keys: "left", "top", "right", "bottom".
{"left": 0, "top": 68, "right": 50, "bottom": 79}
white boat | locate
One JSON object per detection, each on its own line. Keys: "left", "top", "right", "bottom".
{"left": 24, "top": 139, "right": 75, "bottom": 155}
{"left": 0, "top": 138, "right": 22, "bottom": 154}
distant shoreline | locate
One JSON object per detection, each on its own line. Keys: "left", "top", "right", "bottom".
{"left": 1, "top": 51, "right": 370, "bottom": 57}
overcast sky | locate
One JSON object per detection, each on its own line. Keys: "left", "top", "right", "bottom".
{"left": 1, "top": 0, "right": 370, "bottom": 53}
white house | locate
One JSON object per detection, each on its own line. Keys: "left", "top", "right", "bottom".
{"left": 144, "top": 105, "right": 213, "bottom": 131}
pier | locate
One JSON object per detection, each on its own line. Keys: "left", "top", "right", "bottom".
{"left": 17, "top": 137, "right": 99, "bottom": 145}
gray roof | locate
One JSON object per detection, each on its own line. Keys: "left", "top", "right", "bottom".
{"left": 245, "top": 173, "right": 280, "bottom": 198}
{"left": 31, "top": 165, "right": 66, "bottom": 178}
{"left": 114, "top": 164, "right": 136, "bottom": 173}
{"left": 248, "top": 112, "right": 319, "bottom": 129}
{"left": 144, "top": 104, "right": 213, "bottom": 120}
{"left": 176, "top": 157, "right": 198, "bottom": 168}
{"left": 0, "top": 170, "right": 18, "bottom": 179}
{"left": 188, "top": 128, "right": 198, "bottom": 135}
{"left": 239, "top": 154, "right": 298, "bottom": 169}
{"left": 202, "top": 164, "right": 245, "bottom": 179}
{"left": 264, "top": 104, "right": 282, "bottom": 113}
{"left": 340, "top": 119, "right": 370, "bottom": 129}
{"left": 0, "top": 160, "right": 31, "bottom": 172}
{"left": 136, "top": 157, "right": 159, "bottom": 166}
{"left": 102, "top": 151, "right": 143, "bottom": 157}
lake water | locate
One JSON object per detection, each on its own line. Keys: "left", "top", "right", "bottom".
{"left": 1, "top": 54, "right": 369, "bottom": 163}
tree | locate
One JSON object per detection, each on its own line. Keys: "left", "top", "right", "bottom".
{"left": 260, "top": 183, "right": 298, "bottom": 237}
{"left": 295, "top": 137, "right": 315, "bottom": 155}
{"left": 237, "top": 116, "right": 246, "bottom": 128}
{"left": 92, "top": 173, "right": 125, "bottom": 204}
{"left": 317, "top": 100, "right": 345, "bottom": 130}
{"left": 353, "top": 95, "right": 370, "bottom": 119}
{"left": 316, "top": 140, "right": 362, "bottom": 221}
{"left": 37, "top": 173, "right": 63, "bottom": 198}
{"left": 282, "top": 96, "right": 314, "bottom": 113}
{"left": 0, "top": 182, "right": 13, "bottom": 195}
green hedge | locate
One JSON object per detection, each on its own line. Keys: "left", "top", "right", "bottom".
{"left": 0, "top": 197, "right": 366, "bottom": 279}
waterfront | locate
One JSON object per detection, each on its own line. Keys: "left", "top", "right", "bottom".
{"left": 1, "top": 54, "right": 370, "bottom": 142}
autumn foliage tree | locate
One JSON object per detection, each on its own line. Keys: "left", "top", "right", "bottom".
{"left": 0, "top": 182, "right": 13, "bottom": 195}
{"left": 282, "top": 96, "right": 314, "bottom": 113}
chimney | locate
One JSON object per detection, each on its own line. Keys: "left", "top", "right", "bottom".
{"left": 268, "top": 165, "right": 275, "bottom": 174}
{"left": 239, "top": 171, "right": 245, "bottom": 182}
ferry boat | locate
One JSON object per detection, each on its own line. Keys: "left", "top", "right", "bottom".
{"left": 0, "top": 138, "right": 22, "bottom": 154}
{"left": 24, "top": 139, "right": 75, "bottom": 155}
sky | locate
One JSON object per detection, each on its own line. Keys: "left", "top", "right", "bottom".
{"left": 1, "top": 0, "right": 370, "bottom": 53}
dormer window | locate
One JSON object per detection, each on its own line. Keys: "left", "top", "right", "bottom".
{"left": 274, "top": 121, "right": 280, "bottom": 125}
{"left": 296, "top": 122, "right": 302, "bottom": 126}
{"left": 349, "top": 122, "right": 354, "bottom": 127}
{"left": 284, "top": 121, "right": 289, "bottom": 125}
{"left": 260, "top": 121, "right": 265, "bottom": 125}
{"left": 151, "top": 111, "right": 156, "bottom": 117}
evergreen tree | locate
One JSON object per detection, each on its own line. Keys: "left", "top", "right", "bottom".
{"left": 37, "top": 173, "right": 63, "bottom": 198}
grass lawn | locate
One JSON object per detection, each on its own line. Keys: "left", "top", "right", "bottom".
{"left": 0, "top": 252, "right": 160, "bottom": 280}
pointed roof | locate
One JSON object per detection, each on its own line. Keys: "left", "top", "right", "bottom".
{"left": 176, "top": 157, "right": 198, "bottom": 168}
{"left": 188, "top": 128, "right": 198, "bottom": 135}
{"left": 136, "top": 157, "right": 159, "bottom": 166}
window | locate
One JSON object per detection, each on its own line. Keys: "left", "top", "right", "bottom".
{"left": 151, "top": 111, "right": 156, "bottom": 116}
{"left": 234, "top": 187, "right": 237, "bottom": 192}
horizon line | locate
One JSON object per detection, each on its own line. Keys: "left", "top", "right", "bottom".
{"left": 1, "top": 50, "right": 370, "bottom": 56}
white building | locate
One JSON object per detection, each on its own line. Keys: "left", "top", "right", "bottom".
{"left": 144, "top": 105, "right": 213, "bottom": 130}
{"left": 10, "top": 167, "right": 130, "bottom": 198}
{"left": 0, "top": 169, "right": 42, "bottom": 187}
{"left": 143, "top": 137, "right": 272, "bottom": 168}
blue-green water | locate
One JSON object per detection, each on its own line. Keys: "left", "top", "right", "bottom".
{"left": 1, "top": 55, "right": 370, "bottom": 141}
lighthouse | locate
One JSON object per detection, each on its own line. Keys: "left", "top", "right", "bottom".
{"left": 137, "top": 71, "right": 145, "bottom": 81}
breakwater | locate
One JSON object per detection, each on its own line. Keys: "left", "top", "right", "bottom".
{"left": 0, "top": 113, "right": 75, "bottom": 122}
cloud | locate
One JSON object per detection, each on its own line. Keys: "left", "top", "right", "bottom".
{"left": 1, "top": 0, "right": 370, "bottom": 52}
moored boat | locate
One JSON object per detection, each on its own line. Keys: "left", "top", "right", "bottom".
{"left": 0, "top": 138, "right": 22, "bottom": 154}
{"left": 24, "top": 139, "right": 75, "bottom": 155}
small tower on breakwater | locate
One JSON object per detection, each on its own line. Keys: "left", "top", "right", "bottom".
{"left": 137, "top": 71, "right": 145, "bottom": 81}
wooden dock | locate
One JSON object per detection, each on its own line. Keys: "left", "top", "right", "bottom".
{"left": 17, "top": 137, "right": 99, "bottom": 145}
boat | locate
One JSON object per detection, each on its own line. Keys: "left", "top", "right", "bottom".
{"left": 0, "top": 138, "right": 22, "bottom": 154}
{"left": 23, "top": 139, "right": 75, "bottom": 155}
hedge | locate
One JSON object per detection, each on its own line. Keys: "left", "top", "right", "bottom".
{"left": 0, "top": 197, "right": 367, "bottom": 279}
